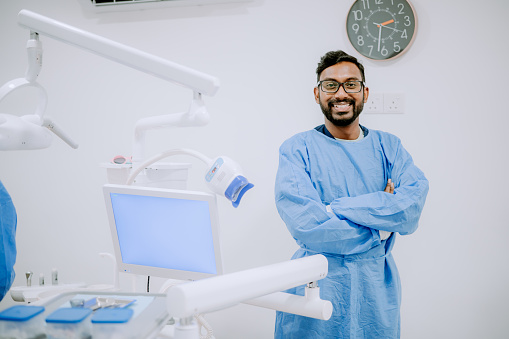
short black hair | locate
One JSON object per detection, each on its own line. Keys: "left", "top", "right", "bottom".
{"left": 316, "top": 50, "right": 366, "bottom": 83}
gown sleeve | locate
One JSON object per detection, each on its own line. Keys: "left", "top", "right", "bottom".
{"left": 275, "top": 143, "right": 380, "bottom": 256}
{"left": 329, "top": 137, "right": 429, "bottom": 235}
{"left": 0, "top": 180, "right": 17, "bottom": 302}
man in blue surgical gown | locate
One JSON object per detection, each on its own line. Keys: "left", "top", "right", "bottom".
{"left": 274, "top": 50, "right": 429, "bottom": 338}
{"left": 0, "top": 180, "right": 17, "bottom": 302}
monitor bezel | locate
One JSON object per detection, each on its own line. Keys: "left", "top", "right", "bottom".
{"left": 103, "top": 184, "right": 223, "bottom": 281}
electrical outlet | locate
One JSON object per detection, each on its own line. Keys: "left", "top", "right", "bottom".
{"left": 384, "top": 93, "right": 405, "bottom": 113}
{"left": 364, "top": 93, "right": 383, "bottom": 113}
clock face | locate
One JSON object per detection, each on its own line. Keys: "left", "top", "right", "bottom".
{"left": 346, "top": 0, "right": 417, "bottom": 60}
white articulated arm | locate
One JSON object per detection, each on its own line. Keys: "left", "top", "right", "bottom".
{"left": 17, "top": 10, "right": 220, "bottom": 96}
{"left": 1, "top": 10, "right": 220, "bottom": 151}
{"left": 166, "top": 254, "right": 331, "bottom": 319}
{"left": 132, "top": 92, "right": 210, "bottom": 167}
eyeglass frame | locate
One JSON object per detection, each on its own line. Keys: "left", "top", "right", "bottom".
{"left": 317, "top": 80, "right": 365, "bottom": 94}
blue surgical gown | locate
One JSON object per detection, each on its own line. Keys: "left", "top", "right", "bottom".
{"left": 274, "top": 126, "right": 428, "bottom": 338}
{"left": 0, "top": 180, "right": 17, "bottom": 302}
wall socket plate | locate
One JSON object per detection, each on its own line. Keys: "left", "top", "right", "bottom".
{"left": 364, "top": 93, "right": 405, "bottom": 114}
{"left": 383, "top": 93, "right": 405, "bottom": 113}
{"left": 364, "top": 93, "right": 384, "bottom": 113}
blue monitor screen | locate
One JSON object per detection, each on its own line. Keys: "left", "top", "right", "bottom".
{"left": 109, "top": 193, "right": 217, "bottom": 275}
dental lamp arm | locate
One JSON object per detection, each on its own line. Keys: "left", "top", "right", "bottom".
{"left": 7, "top": 10, "right": 219, "bottom": 152}
{"left": 132, "top": 92, "right": 209, "bottom": 167}
{"left": 17, "top": 10, "right": 220, "bottom": 96}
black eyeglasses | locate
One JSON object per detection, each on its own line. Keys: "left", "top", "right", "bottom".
{"left": 317, "top": 80, "right": 364, "bottom": 93}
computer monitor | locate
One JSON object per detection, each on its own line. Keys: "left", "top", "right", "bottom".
{"left": 103, "top": 184, "right": 223, "bottom": 281}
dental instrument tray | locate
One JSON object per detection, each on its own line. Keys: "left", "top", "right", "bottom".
{"left": 39, "top": 291, "right": 170, "bottom": 339}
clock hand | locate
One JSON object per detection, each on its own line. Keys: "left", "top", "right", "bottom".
{"left": 375, "top": 18, "right": 396, "bottom": 51}
{"left": 381, "top": 25, "right": 403, "bottom": 33}
{"left": 380, "top": 19, "right": 395, "bottom": 26}
{"left": 373, "top": 19, "right": 395, "bottom": 28}
{"left": 373, "top": 22, "right": 403, "bottom": 33}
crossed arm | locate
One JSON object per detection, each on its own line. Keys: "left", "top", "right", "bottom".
{"left": 275, "top": 140, "right": 428, "bottom": 255}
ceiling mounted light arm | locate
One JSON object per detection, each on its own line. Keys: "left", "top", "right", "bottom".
{"left": 1, "top": 10, "right": 220, "bottom": 151}
{"left": 17, "top": 10, "right": 220, "bottom": 96}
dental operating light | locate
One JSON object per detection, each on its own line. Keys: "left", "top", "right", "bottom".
{"left": 0, "top": 10, "right": 220, "bottom": 151}
{"left": 0, "top": 33, "right": 79, "bottom": 150}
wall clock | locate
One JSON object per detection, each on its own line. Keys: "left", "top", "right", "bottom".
{"left": 346, "top": 0, "right": 417, "bottom": 60}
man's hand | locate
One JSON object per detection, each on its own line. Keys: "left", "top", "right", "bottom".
{"left": 384, "top": 179, "right": 394, "bottom": 194}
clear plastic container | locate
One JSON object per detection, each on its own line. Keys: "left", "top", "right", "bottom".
{"left": 0, "top": 305, "right": 46, "bottom": 339}
{"left": 45, "top": 308, "right": 92, "bottom": 339}
{"left": 91, "top": 308, "right": 134, "bottom": 339}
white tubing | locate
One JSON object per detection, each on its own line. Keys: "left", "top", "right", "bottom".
{"left": 126, "top": 148, "right": 211, "bottom": 185}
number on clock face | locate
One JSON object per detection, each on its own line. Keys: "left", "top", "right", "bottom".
{"left": 346, "top": 0, "right": 416, "bottom": 60}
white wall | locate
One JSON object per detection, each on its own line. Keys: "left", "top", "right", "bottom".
{"left": 1, "top": 0, "right": 508, "bottom": 338}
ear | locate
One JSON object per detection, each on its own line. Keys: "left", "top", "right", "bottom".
{"left": 363, "top": 86, "right": 369, "bottom": 103}
{"left": 314, "top": 86, "right": 320, "bottom": 104}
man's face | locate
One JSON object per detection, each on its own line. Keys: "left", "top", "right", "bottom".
{"left": 314, "top": 62, "right": 369, "bottom": 127}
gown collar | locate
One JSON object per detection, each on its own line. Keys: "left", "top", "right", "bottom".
{"left": 314, "top": 124, "right": 369, "bottom": 139}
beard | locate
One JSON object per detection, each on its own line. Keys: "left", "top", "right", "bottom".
{"left": 319, "top": 96, "right": 364, "bottom": 127}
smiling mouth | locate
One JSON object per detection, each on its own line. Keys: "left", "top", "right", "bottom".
{"left": 330, "top": 101, "right": 353, "bottom": 113}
